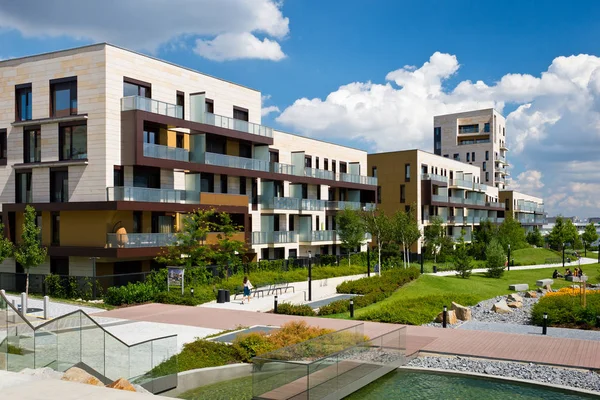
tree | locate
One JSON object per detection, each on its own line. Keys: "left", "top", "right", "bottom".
{"left": 390, "top": 208, "right": 421, "bottom": 269}
{"left": 471, "top": 220, "right": 498, "bottom": 260}
{"left": 438, "top": 235, "right": 455, "bottom": 263}
{"left": 485, "top": 238, "right": 506, "bottom": 278}
{"left": 453, "top": 230, "right": 473, "bottom": 279}
{"left": 361, "top": 208, "right": 391, "bottom": 275}
{"left": 564, "top": 220, "right": 582, "bottom": 250}
{"left": 526, "top": 227, "right": 544, "bottom": 248}
{"left": 213, "top": 212, "right": 246, "bottom": 279}
{"left": 547, "top": 216, "right": 566, "bottom": 251}
{"left": 336, "top": 208, "right": 366, "bottom": 266}
{"left": 424, "top": 216, "right": 443, "bottom": 262}
{"left": 13, "top": 205, "right": 47, "bottom": 299}
{"left": 581, "top": 222, "right": 599, "bottom": 257}
{"left": 497, "top": 215, "right": 527, "bottom": 252}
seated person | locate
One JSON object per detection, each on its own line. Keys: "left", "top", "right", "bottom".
{"left": 565, "top": 268, "right": 573, "bottom": 277}
{"left": 573, "top": 268, "right": 579, "bottom": 277}
{"left": 552, "top": 269, "right": 563, "bottom": 279}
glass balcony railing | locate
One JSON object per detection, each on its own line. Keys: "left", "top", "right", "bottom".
{"left": 301, "top": 230, "right": 337, "bottom": 242}
{"left": 304, "top": 167, "right": 335, "bottom": 180}
{"left": 122, "top": 96, "right": 183, "bottom": 119}
{"left": 450, "top": 179, "right": 474, "bottom": 189}
{"left": 495, "top": 155, "right": 507, "bottom": 164}
{"left": 107, "top": 187, "right": 200, "bottom": 204}
{"left": 252, "top": 231, "right": 298, "bottom": 245}
{"left": 106, "top": 233, "right": 177, "bottom": 248}
{"left": 421, "top": 173, "right": 448, "bottom": 183}
{"left": 458, "top": 139, "right": 491, "bottom": 145}
{"left": 205, "top": 152, "right": 270, "bottom": 172}
{"left": 432, "top": 194, "right": 449, "bottom": 203}
{"left": 449, "top": 197, "right": 464, "bottom": 204}
{"left": 449, "top": 216, "right": 464, "bottom": 223}
{"left": 262, "top": 197, "right": 301, "bottom": 210}
{"left": 301, "top": 199, "right": 327, "bottom": 211}
{"left": 337, "top": 172, "right": 378, "bottom": 186}
{"left": 204, "top": 112, "right": 273, "bottom": 138}
{"left": 143, "top": 142, "right": 190, "bottom": 162}
{"left": 325, "top": 201, "right": 376, "bottom": 211}
{"left": 271, "top": 162, "right": 296, "bottom": 175}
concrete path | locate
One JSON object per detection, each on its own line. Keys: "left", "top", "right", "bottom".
{"left": 3, "top": 294, "right": 106, "bottom": 319}
{"left": 429, "top": 257, "right": 598, "bottom": 277}
{"left": 459, "top": 321, "right": 600, "bottom": 342}
{"left": 95, "top": 303, "right": 600, "bottom": 370}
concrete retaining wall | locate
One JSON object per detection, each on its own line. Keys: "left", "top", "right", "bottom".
{"left": 160, "top": 363, "right": 252, "bottom": 398}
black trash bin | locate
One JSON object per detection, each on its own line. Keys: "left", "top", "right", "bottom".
{"left": 217, "top": 289, "right": 230, "bottom": 303}
{"left": 433, "top": 266, "right": 437, "bottom": 273}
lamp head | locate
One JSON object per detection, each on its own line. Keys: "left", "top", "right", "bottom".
{"left": 308, "top": 251, "right": 312, "bottom": 259}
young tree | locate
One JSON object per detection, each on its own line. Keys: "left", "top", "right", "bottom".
{"left": 485, "top": 238, "right": 506, "bottom": 278}
{"left": 361, "top": 208, "right": 391, "bottom": 275}
{"left": 563, "top": 219, "right": 582, "bottom": 250}
{"left": 13, "top": 205, "right": 47, "bottom": 299}
{"left": 336, "top": 208, "right": 366, "bottom": 266}
{"left": 526, "top": 227, "right": 544, "bottom": 248}
{"left": 453, "top": 230, "right": 473, "bottom": 279}
{"left": 497, "top": 215, "right": 527, "bottom": 251}
{"left": 581, "top": 222, "right": 599, "bottom": 257}
{"left": 438, "top": 235, "right": 455, "bottom": 263}
{"left": 471, "top": 219, "right": 497, "bottom": 260}
{"left": 548, "top": 216, "right": 567, "bottom": 251}
{"left": 213, "top": 212, "right": 247, "bottom": 279}
{"left": 390, "top": 208, "right": 421, "bottom": 268}
{"left": 424, "top": 216, "right": 443, "bottom": 262}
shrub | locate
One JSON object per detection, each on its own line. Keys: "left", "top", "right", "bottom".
{"left": 104, "top": 282, "right": 158, "bottom": 306}
{"left": 275, "top": 303, "right": 316, "bottom": 316}
{"left": 531, "top": 291, "right": 600, "bottom": 329}
{"left": 153, "top": 291, "right": 204, "bottom": 306}
{"left": 44, "top": 274, "right": 95, "bottom": 300}
{"left": 232, "top": 332, "right": 278, "bottom": 362}
{"left": 454, "top": 240, "right": 473, "bottom": 279}
{"left": 485, "top": 239, "right": 506, "bottom": 278}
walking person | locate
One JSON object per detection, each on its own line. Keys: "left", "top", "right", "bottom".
{"left": 242, "top": 276, "right": 253, "bottom": 304}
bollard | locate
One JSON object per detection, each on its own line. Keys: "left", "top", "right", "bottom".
{"left": 442, "top": 305, "right": 448, "bottom": 328}
{"left": 274, "top": 295, "right": 278, "bottom": 314}
{"left": 20, "top": 292, "right": 27, "bottom": 315}
{"left": 350, "top": 300, "right": 354, "bottom": 318}
{"left": 542, "top": 312, "right": 548, "bottom": 335}
{"left": 11, "top": 300, "right": 16, "bottom": 322}
{"left": 43, "top": 296, "right": 50, "bottom": 320}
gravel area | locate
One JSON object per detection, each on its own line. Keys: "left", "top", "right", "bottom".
{"left": 340, "top": 348, "right": 406, "bottom": 365}
{"left": 408, "top": 355, "right": 600, "bottom": 393}
{"left": 469, "top": 293, "right": 538, "bottom": 324}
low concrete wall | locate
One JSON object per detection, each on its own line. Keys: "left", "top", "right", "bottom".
{"left": 160, "top": 363, "right": 252, "bottom": 398}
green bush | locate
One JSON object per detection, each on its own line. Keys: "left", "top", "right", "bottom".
{"left": 104, "top": 282, "right": 158, "bottom": 306}
{"left": 275, "top": 303, "right": 316, "bottom": 316}
{"left": 531, "top": 292, "right": 600, "bottom": 329}
{"left": 153, "top": 291, "right": 204, "bottom": 306}
{"left": 485, "top": 239, "right": 506, "bottom": 278}
{"left": 44, "top": 274, "right": 95, "bottom": 300}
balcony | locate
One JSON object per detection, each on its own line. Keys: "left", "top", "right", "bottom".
{"left": 326, "top": 201, "right": 376, "bottom": 211}
{"left": 252, "top": 231, "right": 298, "bottom": 245}
{"left": 450, "top": 179, "right": 476, "bottom": 189}
{"left": 301, "top": 199, "right": 327, "bottom": 211}
{"left": 107, "top": 187, "right": 200, "bottom": 204}
{"left": 106, "top": 232, "right": 176, "bottom": 248}
{"left": 205, "top": 152, "right": 269, "bottom": 172}
{"left": 204, "top": 112, "right": 273, "bottom": 138}
{"left": 421, "top": 173, "right": 448, "bottom": 183}
{"left": 449, "top": 215, "right": 464, "bottom": 224}
{"left": 337, "top": 172, "right": 378, "bottom": 186}
{"left": 271, "top": 162, "right": 296, "bottom": 175}
{"left": 494, "top": 155, "right": 507, "bottom": 164}
{"left": 300, "top": 230, "right": 338, "bottom": 242}
{"left": 262, "top": 197, "right": 301, "bottom": 210}
{"left": 122, "top": 96, "right": 183, "bottom": 119}
{"left": 432, "top": 194, "right": 449, "bottom": 203}
{"left": 458, "top": 139, "right": 491, "bottom": 145}
{"left": 304, "top": 167, "right": 335, "bottom": 180}
{"left": 500, "top": 143, "right": 509, "bottom": 151}
{"left": 143, "top": 143, "right": 190, "bottom": 162}
{"left": 486, "top": 201, "right": 504, "bottom": 209}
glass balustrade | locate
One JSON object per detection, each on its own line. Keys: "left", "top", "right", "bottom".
{"left": 205, "top": 152, "right": 270, "bottom": 172}
{"left": 107, "top": 187, "right": 200, "bottom": 204}
{"left": 143, "top": 142, "right": 190, "bottom": 162}
{"left": 252, "top": 231, "right": 298, "bottom": 245}
{"left": 432, "top": 194, "right": 448, "bottom": 203}
{"left": 271, "top": 162, "right": 296, "bottom": 175}
{"left": 122, "top": 96, "right": 183, "bottom": 119}
{"left": 204, "top": 112, "right": 273, "bottom": 138}
{"left": 106, "top": 233, "right": 177, "bottom": 248}
{"left": 337, "top": 172, "right": 378, "bottom": 186}
{"left": 304, "top": 167, "right": 334, "bottom": 180}
{"left": 301, "top": 199, "right": 327, "bottom": 211}
{"left": 421, "top": 173, "right": 448, "bottom": 183}
{"left": 261, "top": 197, "right": 301, "bottom": 210}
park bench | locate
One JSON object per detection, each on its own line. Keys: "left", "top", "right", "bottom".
{"left": 269, "top": 282, "right": 295, "bottom": 295}
{"left": 232, "top": 284, "right": 271, "bottom": 300}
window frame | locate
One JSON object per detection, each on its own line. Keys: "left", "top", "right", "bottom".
{"left": 400, "top": 184, "right": 406, "bottom": 203}
{"left": 0, "top": 129, "right": 7, "bottom": 163}
{"left": 233, "top": 106, "right": 249, "bottom": 121}
{"left": 123, "top": 77, "right": 151, "bottom": 98}
{"left": 50, "top": 77, "right": 78, "bottom": 118}
{"left": 15, "top": 83, "right": 32, "bottom": 122}
{"left": 404, "top": 163, "right": 411, "bottom": 182}
{"left": 50, "top": 168, "right": 69, "bottom": 203}
{"left": 23, "top": 127, "right": 41, "bottom": 163}
{"left": 59, "top": 122, "right": 88, "bottom": 161}
{"left": 15, "top": 170, "right": 32, "bottom": 203}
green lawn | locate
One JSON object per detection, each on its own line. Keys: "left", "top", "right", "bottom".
{"left": 510, "top": 247, "right": 561, "bottom": 266}
{"left": 327, "top": 264, "right": 600, "bottom": 325}
{"left": 178, "top": 376, "right": 252, "bottom": 400}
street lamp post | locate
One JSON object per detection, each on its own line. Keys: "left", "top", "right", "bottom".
{"left": 367, "top": 246, "right": 371, "bottom": 277}
{"left": 507, "top": 244, "right": 511, "bottom": 271}
{"left": 308, "top": 251, "right": 312, "bottom": 301}
{"left": 562, "top": 243, "right": 566, "bottom": 268}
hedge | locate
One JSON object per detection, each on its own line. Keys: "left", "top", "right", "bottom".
{"left": 531, "top": 291, "right": 600, "bottom": 329}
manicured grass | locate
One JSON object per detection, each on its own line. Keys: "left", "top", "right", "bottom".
{"left": 510, "top": 247, "right": 561, "bottom": 266}
{"left": 334, "top": 264, "right": 600, "bottom": 325}
{"left": 178, "top": 375, "right": 252, "bottom": 400}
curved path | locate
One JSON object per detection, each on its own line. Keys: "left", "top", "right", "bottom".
{"left": 429, "top": 257, "right": 598, "bottom": 276}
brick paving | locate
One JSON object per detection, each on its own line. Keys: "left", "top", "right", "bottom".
{"left": 95, "top": 304, "right": 600, "bottom": 369}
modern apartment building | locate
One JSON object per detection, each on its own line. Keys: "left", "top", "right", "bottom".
{"left": 0, "top": 43, "right": 376, "bottom": 282}
{"left": 434, "top": 109, "right": 509, "bottom": 189}
{"left": 498, "top": 191, "right": 545, "bottom": 233}
{"left": 368, "top": 149, "right": 504, "bottom": 253}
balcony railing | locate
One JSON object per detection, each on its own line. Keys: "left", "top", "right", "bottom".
{"left": 301, "top": 199, "right": 327, "bottom": 211}
{"left": 252, "top": 231, "right": 298, "bottom": 245}
{"left": 325, "top": 201, "right": 376, "bottom": 211}
{"left": 107, "top": 187, "right": 200, "bottom": 204}
{"left": 262, "top": 197, "right": 301, "bottom": 210}
{"left": 122, "top": 96, "right": 183, "bottom": 119}
{"left": 458, "top": 139, "right": 491, "bottom": 145}
{"left": 300, "top": 230, "right": 337, "bottom": 242}
{"left": 304, "top": 167, "right": 335, "bottom": 180}
{"left": 450, "top": 179, "right": 475, "bottom": 189}
{"left": 421, "top": 173, "right": 448, "bottom": 183}
{"left": 204, "top": 112, "right": 273, "bottom": 138}
{"left": 486, "top": 201, "right": 504, "bottom": 209}
{"left": 143, "top": 143, "right": 190, "bottom": 162}
{"left": 205, "top": 152, "right": 270, "bottom": 172}
{"left": 106, "top": 233, "right": 177, "bottom": 248}
{"left": 495, "top": 155, "right": 507, "bottom": 164}
{"left": 337, "top": 173, "right": 378, "bottom": 186}
{"left": 432, "top": 194, "right": 449, "bottom": 203}
{"left": 449, "top": 216, "right": 464, "bottom": 224}
{"left": 271, "top": 162, "right": 296, "bottom": 175}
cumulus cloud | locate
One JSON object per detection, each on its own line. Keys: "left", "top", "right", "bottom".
{"left": 0, "top": 0, "right": 289, "bottom": 61}
{"left": 277, "top": 52, "right": 600, "bottom": 217}
{"left": 260, "top": 94, "right": 280, "bottom": 117}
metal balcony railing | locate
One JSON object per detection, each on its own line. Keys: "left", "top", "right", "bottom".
{"left": 304, "top": 167, "right": 335, "bottom": 180}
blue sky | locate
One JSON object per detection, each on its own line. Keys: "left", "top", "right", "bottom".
{"left": 1, "top": 1, "right": 600, "bottom": 216}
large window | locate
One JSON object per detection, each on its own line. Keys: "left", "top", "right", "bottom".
{"left": 50, "top": 169, "right": 69, "bottom": 203}
{"left": 15, "top": 171, "right": 32, "bottom": 203}
{"left": 123, "top": 79, "right": 151, "bottom": 98}
{"left": 404, "top": 163, "right": 411, "bottom": 182}
{"left": 233, "top": 107, "right": 248, "bottom": 121}
{"left": 24, "top": 128, "right": 41, "bottom": 163}
{"left": 205, "top": 99, "right": 214, "bottom": 114}
{"left": 59, "top": 123, "right": 87, "bottom": 160}
{"left": 484, "top": 123, "right": 490, "bottom": 133}
{"left": 376, "top": 186, "right": 381, "bottom": 204}
{"left": 15, "top": 84, "right": 32, "bottom": 121}
{"left": 176, "top": 91, "right": 185, "bottom": 117}
{"left": 0, "top": 129, "right": 6, "bottom": 161}
{"left": 458, "top": 124, "right": 479, "bottom": 134}
{"left": 50, "top": 77, "right": 77, "bottom": 117}
{"left": 51, "top": 213, "right": 60, "bottom": 245}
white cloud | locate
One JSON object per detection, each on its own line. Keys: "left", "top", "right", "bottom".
{"left": 0, "top": 0, "right": 289, "bottom": 61}
{"left": 261, "top": 105, "right": 281, "bottom": 117}
{"left": 277, "top": 52, "right": 600, "bottom": 217}
{"left": 194, "top": 32, "right": 285, "bottom": 61}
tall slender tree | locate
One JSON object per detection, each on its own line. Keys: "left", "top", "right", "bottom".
{"left": 13, "top": 205, "right": 47, "bottom": 299}
{"left": 581, "top": 222, "right": 598, "bottom": 257}
{"left": 390, "top": 207, "right": 421, "bottom": 268}
{"left": 424, "top": 216, "right": 443, "bottom": 262}
{"left": 361, "top": 208, "right": 390, "bottom": 275}
{"left": 336, "top": 208, "right": 366, "bottom": 266}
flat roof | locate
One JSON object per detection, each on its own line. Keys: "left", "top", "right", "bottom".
{"left": 433, "top": 108, "right": 504, "bottom": 119}
{"left": 0, "top": 42, "right": 260, "bottom": 93}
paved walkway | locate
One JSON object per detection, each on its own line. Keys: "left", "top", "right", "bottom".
{"left": 95, "top": 304, "right": 600, "bottom": 370}
{"left": 459, "top": 321, "right": 600, "bottom": 341}
{"left": 429, "top": 257, "right": 598, "bottom": 277}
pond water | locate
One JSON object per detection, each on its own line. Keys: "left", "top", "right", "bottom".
{"left": 345, "top": 370, "right": 598, "bottom": 399}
